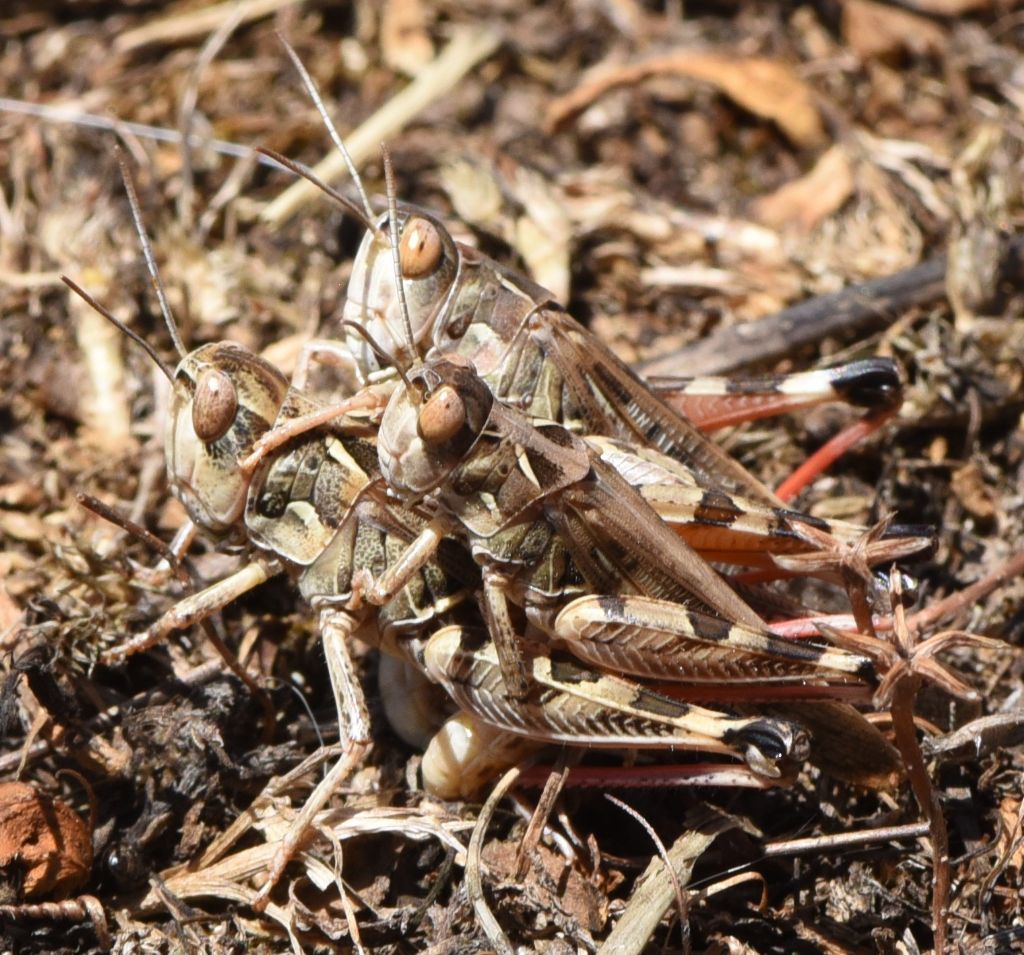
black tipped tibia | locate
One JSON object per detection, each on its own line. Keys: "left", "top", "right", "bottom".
{"left": 827, "top": 358, "right": 903, "bottom": 412}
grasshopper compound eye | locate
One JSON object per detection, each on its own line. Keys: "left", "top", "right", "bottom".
{"left": 192, "top": 368, "right": 238, "bottom": 443}
{"left": 417, "top": 384, "right": 465, "bottom": 444}
{"left": 399, "top": 217, "right": 443, "bottom": 279}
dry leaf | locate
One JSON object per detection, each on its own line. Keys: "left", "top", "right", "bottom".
{"left": 951, "top": 461, "right": 997, "bottom": 521}
{"left": 381, "top": 0, "right": 435, "bottom": 76}
{"left": 68, "top": 267, "right": 133, "bottom": 452}
{"left": 0, "top": 481, "right": 44, "bottom": 508}
{"left": 547, "top": 52, "right": 826, "bottom": 149}
{"left": 901, "top": 0, "right": 991, "bottom": 13}
{"left": 0, "top": 509, "right": 48, "bottom": 543}
{"left": 441, "top": 158, "right": 505, "bottom": 231}
{"left": 843, "top": 0, "right": 947, "bottom": 60}
{"left": 503, "top": 162, "right": 573, "bottom": 304}
{"left": 996, "top": 796, "right": 1024, "bottom": 871}
{"left": 753, "top": 145, "right": 855, "bottom": 231}
{"left": 0, "top": 581, "right": 22, "bottom": 633}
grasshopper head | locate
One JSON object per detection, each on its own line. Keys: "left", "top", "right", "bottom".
{"left": 342, "top": 208, "right": 459, "bottom": 371}
{"left": 378, "top": 355, "right": 493, "bottom": 499}
{"left": 166, "top": 342, "right": 289, "bottom": 534}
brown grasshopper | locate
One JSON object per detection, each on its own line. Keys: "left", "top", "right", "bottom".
{"left": 84, "top": 318, "right": 855, "bottom": 899}
{"left": 340, "top": 204, "right": 914, "bottom": 520}
{"left": 68, "top": 242, "right": 873, "bottom": 912}
{"left": 348, "top": 351, "right": 901, "bottom": 782}
{"left": 279, "top": 40, "right": 918, "bottom": 559}
{"left": 65, "top": 171, "right": 901, "bottom": 905}
{"left": 70, "top": 141, "right": 907, "bottom": 914}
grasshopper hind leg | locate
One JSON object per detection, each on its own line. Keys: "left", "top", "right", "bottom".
{"left": 423, "top": 625, "right": 809, "bottom": 781}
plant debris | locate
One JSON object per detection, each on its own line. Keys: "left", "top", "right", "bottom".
{"left": 1, "top": 2, "right": 1022, "bottom": 952}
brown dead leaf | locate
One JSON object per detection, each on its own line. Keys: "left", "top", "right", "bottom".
{"left": 547, "top": 52, "right": 826, "bottom": 149}
{"left": 0, "top": 782, "right": 92, "bottom": 900}
{"left": 0, "top": 581, "right": 22, "bottom": 634}
{"left": 483, "top": 838, "right": 605, "bottom": 934}
{"left": 0, "top": 509, "right": 47, "bottom": 543}
{"left": 753, "top": 145, "right": 855, "bottom": 231}
{"left": 901, "top": 0, "right": 991, "bottom": 13}
{"left": 951, "top": 461, "right": 997, "bottom": 521}
{"left": 996, "top": 796, "right": 1024, "bottom": 871}
{"left": 843, "top": 0, "right": 947, "bottom": 60}
{"left": 381, "top": 0, "right": 435, "bottom": 76}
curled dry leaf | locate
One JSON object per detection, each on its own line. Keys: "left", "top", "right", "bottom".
{"left": 753, "top": 145, "right": 855, "bottom": 232}
{"left": 842, "top": 0, "right": 947, "bottom": 61}
{"left": 0, "top": 783, "right": 92, "bottom": 901}
{"left": 547, "top": 52, "right": 826, "bottom": 149}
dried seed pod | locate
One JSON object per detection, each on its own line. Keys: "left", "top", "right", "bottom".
{"left": 0, "top": 783, "right": 92, "bottom": 902}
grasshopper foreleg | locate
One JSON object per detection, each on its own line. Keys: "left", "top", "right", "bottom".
{"left": 101, "top": 557, "right": 282, "bottom": 663}
{"left": 348, "top": 513, "right": 456, "bottom": 609}
{"left": 480, "top": 567, "right": 531, "bottom": 699}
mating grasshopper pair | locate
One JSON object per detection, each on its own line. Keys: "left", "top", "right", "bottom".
{"left": 69, "top": 54, "right": 935, "bottom": 908}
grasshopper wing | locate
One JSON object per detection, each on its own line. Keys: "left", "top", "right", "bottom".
{"left": 532, "top": 312, "right": 782, "bottom": 505}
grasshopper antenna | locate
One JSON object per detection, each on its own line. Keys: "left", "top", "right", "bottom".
{"left": 255, "top": 147, "right": 379, "bottom": 236}
{"left": 61, "top": 276, "right": 175, "bottom": 384}
{"left": 115, "top": 148, "right": 188, "bottom": 361}
{"left": 382, "top": 145, "right": 419, "bottom": 377}
{"left": 277, "top": 33, "right": 376, "bottom": 228}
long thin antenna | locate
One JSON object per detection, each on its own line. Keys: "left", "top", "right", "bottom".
{"left": 0, "top": 96, "right": 281, "bottom": 166}
{"left": 277, "top": 33, "right": 376, "bottom": 226}
{"left": 255, "top": 147, "right": 379, "bottom": 237}
{"left": 61, "top": 276, "right": 175, "bottom": 383}
{"left": 115, "top": 149, "right": 188, "bottom": 360}
{"left": 382, "top": 144, "right": 418, "bottom": 368}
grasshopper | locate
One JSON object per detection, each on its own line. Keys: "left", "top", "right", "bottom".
{"left": 275, "top": 43, "right": 923, "bottom": 584}
{"left": 66, "top": 208, "right": 900, "bottom": 910}
{"left": 354, "top": 350, "right": 900, "bottom": 779}
{"left": 340, "top": 203, "right": 912, "bottom": 514}
{"left": 93, "top": 324, "right": 857, "bottom": 901}
{"left": 70, "top": 146, "right": 906, "bottom": 913}
{"left": 69, "top": 259, "right": 869, "bottom": 914}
